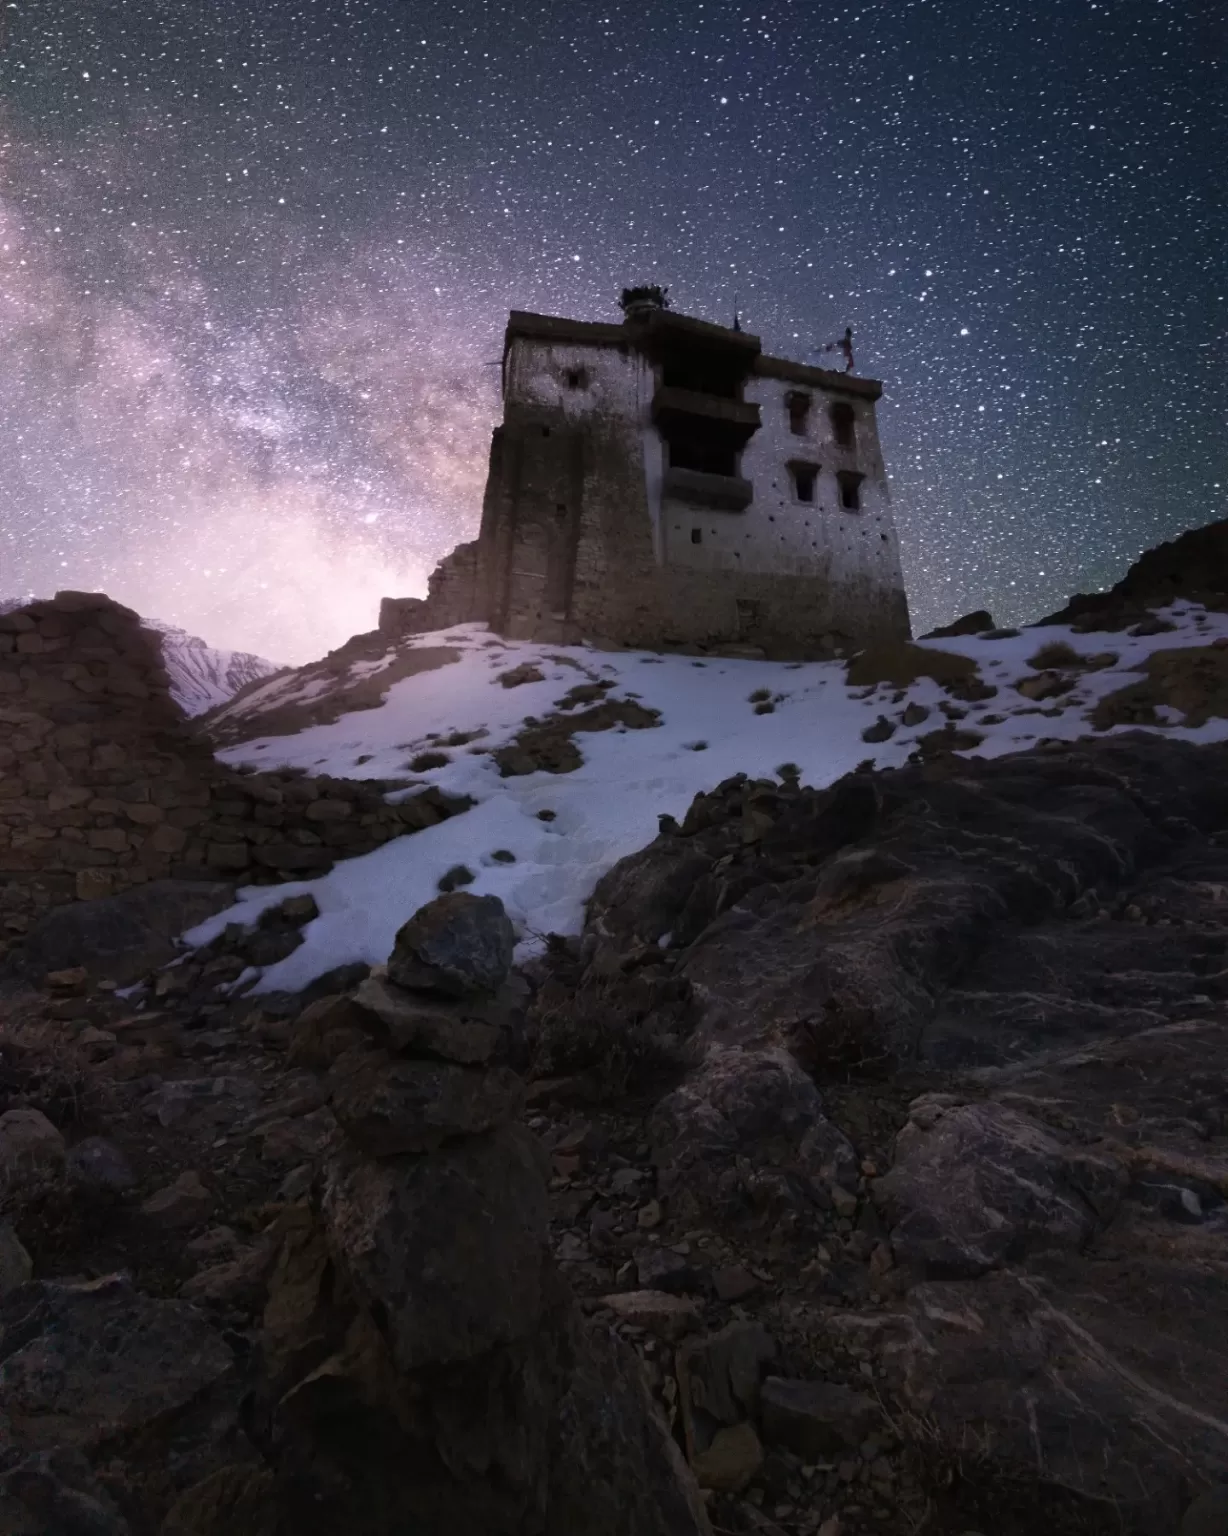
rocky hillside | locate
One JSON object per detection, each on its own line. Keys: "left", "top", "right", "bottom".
{"left": 4, "top": 525, "right": 1228, "bottom": 1535}
{"left": 1040, "top": 515, "right": 1228, "bottom": 629}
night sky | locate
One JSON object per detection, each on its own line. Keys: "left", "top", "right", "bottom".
{"left": 2, "top": 0, "right": 1223, "bottom": 662}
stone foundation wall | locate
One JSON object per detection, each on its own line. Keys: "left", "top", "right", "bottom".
{"left": 0, "top": 592, "right": 467, "bottom": 956}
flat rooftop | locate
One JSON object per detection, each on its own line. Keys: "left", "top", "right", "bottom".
{"left": 504, "top": 309, "right": 883, "bottom": 399}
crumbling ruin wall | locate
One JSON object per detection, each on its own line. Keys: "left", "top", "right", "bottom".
{"left": 379, "top": 540, "right": 480, "bottom": 638}
{"left": 0, "top": 592, "right": 465, "bottom": 958}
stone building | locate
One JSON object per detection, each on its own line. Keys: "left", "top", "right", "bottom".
{"left": 381, "top": 295, "right": 911, "bottom": 657}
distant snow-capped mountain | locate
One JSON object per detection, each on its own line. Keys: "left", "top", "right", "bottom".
{"left": 145, "top": 620, "right": 285, "bottom": 717}
{"left": 1, "top": 596, "right": 283, "bottom": 716}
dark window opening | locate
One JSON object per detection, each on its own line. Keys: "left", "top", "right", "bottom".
{"left": 663, "top": 419, "right": 740, "bottom": 477}
{"left": 690, "top": 527, "right": 703, "bottom": 545}
{"left": 786, "top": 390, "right": 811, "bottom": 436}
{"left": 838, "top": 471, "right": 865, "bottom": 511}
{"left": 791, "top": 464, "right": 818, "bottom": 503}
{"left": 831, "top": 402, "right": 856, "bottom": 449}
{"left": 736, "top": 598, "right": 761, "bottom": 629}
{"left": 660, "top": 346, "right": 745, "bottom": 400}
{"left": 564, "top": 367, "right": 588, "bottom": 390}
{"left": 541, "top": 426, "right": 551, "bottom": 437}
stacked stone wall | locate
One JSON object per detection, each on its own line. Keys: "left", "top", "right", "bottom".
{"left": 0, "top": 592, "right": 466, "bottom": 958}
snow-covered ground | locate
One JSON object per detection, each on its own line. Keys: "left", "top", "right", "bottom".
{"left": 188, "top": 604, "right": 1228, "bottom": 994}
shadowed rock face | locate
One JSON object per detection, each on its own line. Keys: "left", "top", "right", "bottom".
{"left": 1040, "top": 515, "right": 1228, "bottom": 629}
{"left": 551, "top": 733, "right": 1228, "bottom": 1532}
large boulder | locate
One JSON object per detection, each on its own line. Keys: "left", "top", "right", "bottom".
{"left": 649, "top": 1047, "right": 857, "bottom": 1238}
{"left": 0, "top": 1274, "right": 240, "bottom": 1532}
{"left": 548, "top": 732, "right": 1228, "bottom": 1530}
{"left": 387, "top": 892, "right": 515, "bottom": 998}
{"left": 320, "top": 1124, "right": 550, "bottom": 1371}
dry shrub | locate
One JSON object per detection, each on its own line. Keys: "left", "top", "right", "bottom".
{"left": 528, "top": 970, "right": 699, "bottom": 1099}
{"left": 1027, "top": 640, "right": 1082, "bottom": 669}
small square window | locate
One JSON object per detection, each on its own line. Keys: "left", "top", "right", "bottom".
{"left": 690, "top": 527, "right": 703, "bottom": 545}
{"left": 564, "top": 367, "right": 588, "bottom": 390}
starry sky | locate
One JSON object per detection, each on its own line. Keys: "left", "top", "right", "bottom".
{"left": 2, "top": 0, "right": 1223, "bottom": 663}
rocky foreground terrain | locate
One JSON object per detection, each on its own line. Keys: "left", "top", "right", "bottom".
{"left": 2, "top": 732, "right": 1227, "bottom": 1534}
{"left": 3, "top": 522, "right": 1228, "bottom": 1536}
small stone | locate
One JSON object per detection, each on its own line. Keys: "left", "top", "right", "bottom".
{"left": 45, "top": 965, "right": 90, "bottom": 993}
{"left": 636, "top": 1246, "right": 701, "bottom": 1293}
{"left": 180, "top": 1241, "right": 276, "bottom": 1306}
{"left": 692, "top": 1421, "right": 764, "bottom": 1493}
{"left": 141, "top": 1170, "right": 215, "bottom": 1229}
{"left": 0, "top": 1107, "right": 66, "bottom": 1191}
{"left": 760, "top": 1378, "right": 881, "bottom": 1458}
{"left": 185, "top": 1226, "right": 241, "bottom": 1261}
{"left": 830, "top": 1185, "right": 859, "bottom": 1218}
{"left": 601, "top": 1289, "right": 700, "bottom": 1340}
{"left": 66, "top": 1136, "right": 136, "bottom": 1192}
{"left": 46, "top": 995, "right": 94, "bottom": 1021}
{"left": 277, "top": 1163, "right": 314, "bottom": 1202}
{"left": 712, "top": 1263, "right": 759, "bottom": 1302}
{"left": 0, "top": 1220, "right": 33, "bottom": 1297}
{"left": 860, "top": 716, "right": 896, "bottom": 744}
{"left": 287, "top": 993, "right": 370, "bottom": 1070}
{"left": 269, "top": 893, "right": 320, "bottom": 925}
{"left": 637, "top": 1198, "right": 662, "bottom": 1229}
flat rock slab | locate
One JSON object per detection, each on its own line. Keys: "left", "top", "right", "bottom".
{"left": 0, "top": 1274, "right": 234, "bottom": 1454}
{"left": 352, "top": 973, "right": 501, "bottom": 1063}
{"left": 328, "top": 1052, "right": 524, "bottom": 1155}
{"left": 873, "top": 1097, "right": 1124, "bottom": 1278}
{"left": 830, "top": 1259, "right": 1228, "bottom": 1533}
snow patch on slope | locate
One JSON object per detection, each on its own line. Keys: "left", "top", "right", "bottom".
{"left": 186, "top": 605, "right": 1228, "bottom": 995}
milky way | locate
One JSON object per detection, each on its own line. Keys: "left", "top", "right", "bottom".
{"left": 1, "top": 0, "right": 1223, "bottom": 661}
